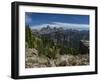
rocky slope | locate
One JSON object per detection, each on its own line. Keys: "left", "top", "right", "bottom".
{"left": 25, "top": 48, "right": 89, "bottom": 68}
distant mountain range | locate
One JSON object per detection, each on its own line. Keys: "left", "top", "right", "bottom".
{"left": 32, "top": 25, "right": 89, "bottom": 49}
{"left": 30, "top": 22, "right": 89, "bottom": 31}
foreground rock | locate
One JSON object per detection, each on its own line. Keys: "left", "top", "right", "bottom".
{"left": 25, "top": 48, "right": 89, "bottom": 68}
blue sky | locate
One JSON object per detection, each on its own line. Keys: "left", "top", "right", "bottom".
{"left": 25, "top": 12, "right": 89, "bottom": 30}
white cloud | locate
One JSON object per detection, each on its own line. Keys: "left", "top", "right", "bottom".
{"left": 30, "top": 22, "right": 89, "bottom": 30}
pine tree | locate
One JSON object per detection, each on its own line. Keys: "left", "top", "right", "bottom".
{"left": 25, "top": 25, "right": 34, "bottom": 48}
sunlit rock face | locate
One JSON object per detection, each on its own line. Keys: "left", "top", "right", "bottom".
{"left": 25, "top": 48, "right": 89, "bottom": 68}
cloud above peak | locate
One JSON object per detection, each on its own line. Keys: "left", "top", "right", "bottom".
{"left": 30, "top": 22, "right": 89, "bottom": 30}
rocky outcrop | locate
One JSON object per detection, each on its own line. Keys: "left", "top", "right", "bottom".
{"left": 25, "top": 48, "right": 89, "bottom": 68}
{"left": 79, "top": 40, "right": 89, "bottom": 54}
{"left": 25, "top": 48, "right": 49, "bottom": 68}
